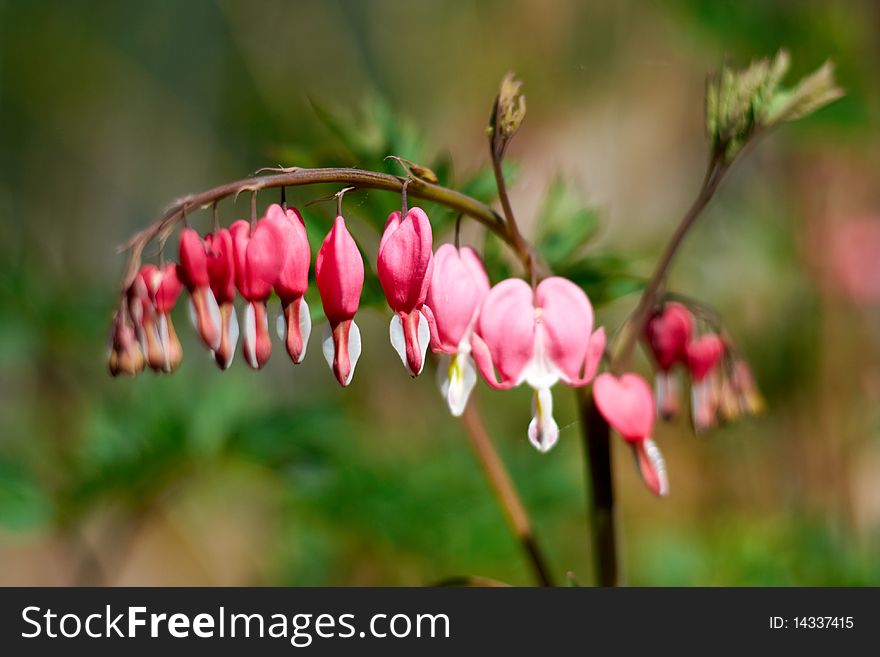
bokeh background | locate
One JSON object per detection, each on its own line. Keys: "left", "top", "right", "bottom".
{"left": 1, "top": 0, "right": 878, "bottom": 586}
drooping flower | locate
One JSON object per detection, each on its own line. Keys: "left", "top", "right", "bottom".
{"left": 593, "top": 372, "right": 669, "bottom": 497}
{"left": 128, "top": 263, "right": 183, "bottom": 373}
{"left": 316, "top": 215, "right": 364, "bottom": 386}
{"left": 264, "top": 204, "right": 312, "bottom": 364}
{"left": 686, "top": 333, "right": 726, "bottom": 432}
{"left": 107, "top": 308, "right": 144, "bottom": 376}
{"left": 230, "top": 216, "right": 288, "bottom": 369}
{"left": 643, "top": 302, "right": 693, "bottom": 419}
{"left": 204, "top": 228, "right": 238, "bottom": 369}
{"left": 471, "top": 277, "right": 606, "bottom": 452}
{"left": 179, "top": 228, "right": 221, "bottom": 351}
{"left": 377, "top": 207, "right": 433, "bottom": 376}
{"left": 422, "top": 244, "right": 490, "bottom": 415}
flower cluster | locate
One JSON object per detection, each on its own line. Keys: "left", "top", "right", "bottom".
{"left": 588, "top": 300, "right": 764, "bottom": 497}
{"left": 109, "top": 202, "right": 611, "bottom": 453}
{"left": 642, "top": 301, "right": 763, "bottom": 432}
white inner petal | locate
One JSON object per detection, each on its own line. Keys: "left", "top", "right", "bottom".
{"left": 188, "top": 297, "right": 198, "bottom": 331}
{"left": 522, "top": 325, "right": 561, "bottom": 390}
{"left": 444, "top": 351, "right": 478, "bottom": 417}
{"left": 641, "top": 438, "right": 669, "bottom": 496}
{"left": 205, "top": 288, "right": 221, "bottom": 350}
{"left": 276, "top": 308, "right": 286, "bottom": 341}
{"left": 527, "top": 386, "right": 559, "bottom": 452}
{"left": 345, "top": 320, "right": 362, "bottom": 386}
{"left": 243, "top": 303, "right": 257, "bottom": 369}
{"left": 389, "top": 314, "right": 407, "bottom": 369}
{"left": 224, "top": 306, "right": 239, "bottom": 368}
{"left": 297, "top": 297, "right": 312, "bottom": 363}
{"left": 321, "top": 323, "right": 335, "bottom": 370}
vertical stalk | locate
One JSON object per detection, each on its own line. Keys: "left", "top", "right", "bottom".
{"left": 461, "top": 404, "right": 555, "bottom": 586}
{"left": 577, "top": 389, "right": 618, "bottom": 586}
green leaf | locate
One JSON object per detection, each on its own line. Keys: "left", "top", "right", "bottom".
{"left": 705, "top": 50, "right": 842, "bottom": 164}
{"left": 535, "top": 177, "right": 600, "bottom": 266}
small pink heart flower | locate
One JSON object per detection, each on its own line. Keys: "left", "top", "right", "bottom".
{"left": 203, "top": 228, "right": 239, "bottom": 369}
{"left": 128, "top": 263, "right": 183, "bottom": 373}
{"left": 264, "top": 204, "right": 312, "bottom": 365}
{"left": 593, "top": 373, "right": 669, "bottom": 497}
{"left": 377, "top": 207, "right": 433, "bottom": 376}
{"left": 179, "top": 228, "right": 222, "bottom": 352}
{"left": 686, "top": 333, "right": 726, "bottom": 432}
{"left": 644, "top": 302, "right": 693, "bottom": 419}
{"left": 471, "top": 276, "right": 605, "bottom": 452}
{"left": 422, "top": 244, "right": 490, "bottom": 416}
{"left": 316, "top": 215, "right": 364, "bottom": 386}
{"left": 230, "top": 216, "right": 288, "bottom": 369}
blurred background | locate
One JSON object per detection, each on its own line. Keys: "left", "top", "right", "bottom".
{"left": 1, "top": 0, "right": 878, "bottom": 586}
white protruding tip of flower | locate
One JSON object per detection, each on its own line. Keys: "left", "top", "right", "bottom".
{"left": 691, "top": 380, "right": 715, "bottom": 433}
{"left": 641, "top": 438, "right": 670, "bottom": 497}
{"left": 206, "top": 288, "right": 221, "bottom": 350}
{"left": 322, "top": 321, "right": 362, "bottom": 386}
{"left": 188, "top": 297, "right": 198, "bottom": 331}
{"left": 242, "top": 303, "right": 260, "bottom": 369}
{"left": 389, "top": 311, "right": 431, "bottom": 376}
{"left": 438, "top": 351, "right": 478, "bottom": 417}
{"left": 222, "top": 307, "right": 239, "bottom": 369}
{"left": 156, "top": 314, "right": 171, "bottom": 373}
{"left": 297, "top": 297, "right": 312, "bottom": 363}
{"left": 528, "top": 386, "right": 559, "bottom": 453}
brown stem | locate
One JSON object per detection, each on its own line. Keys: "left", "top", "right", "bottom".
{"left": 578, "top": 155, "right": 730, "bottom": 587}
{"left": 577, "top": 388, "right": 617, "bottom": 586}
{"left": 461, "top": 404, "right": 555, "bottom": 586}
{"left": 611, "top": 158, "right": 727, "bottom": 371}
{"left": 121, "top": 167, "right": 511, "bottom": 287}
{"left": 489, "top": 149, "right": 535, "bottom": 281}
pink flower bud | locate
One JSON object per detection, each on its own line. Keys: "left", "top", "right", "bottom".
{"left": 204, "top": 228, "right": 238, "bottom": 369}
{"left": 644, "top": 302, "right": 692, "bottom": 370}
{"left": 316, "top": 216, "right": 364, "bottom": 386}
{"left": 422, "top": 244, "right": 489, "bottom": 416}
{"left": 179, "top": 228, "right": 221, "bottom": 351}
{"left": 686, "top": 333, "right": 726, "bottom": 432}
{"left": 470, "top": 276, "right": 604, "bottom": 451}
{"left": 593, "top": 372, "right": 668, "bottom": 497}
{"left": 264, "top": 204, "right": 312, "bottom": 365}
{"left": 644, "top": 302, "right": 693, "bottom": 421}
{"left": 377, "top": 207, "right": 434, "bottom": 376}
{"left": 230, "top": 217, "right": 288, "bottom": 369}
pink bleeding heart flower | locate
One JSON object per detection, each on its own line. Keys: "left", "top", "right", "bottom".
{"left": 264, "top": 204, "right": 312, "bottom": 365}
{"left": 686, "top": 333, "right": 726, "bottom": 432}
{"left": 377, "top": 207, "right": 434, "bottom": 376}
{"left": 204, "top": 228, "right": 238, "bottom": 369}
{"left": 316, "top": 216, "right": 364, "bottom": 386}
{"left": 179, "top": 228, "right": 222, "bottom": 351}
{"left": 593, "top": 373, "right": 669, "bottom": 497}
{"left": 128, "top": 263, "right": 183, "bottom": 373}
{"left": 471, "top": 276, "right": 606, "bottom": 452}
{"left": 230, "top": 216, "right": 288, "bottom": 369}
{"left": 422, "top": 244, "right": 490, "bottom": 416}
{"left": 644, "top": 302, "right": 693, "bottom": 420}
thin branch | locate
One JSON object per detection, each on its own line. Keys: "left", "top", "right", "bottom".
{"left": 610, "top": 157, "right": 728, "bottom": 370}
{"left": 461, "top": 404, "right": 555, "bottom": 586}
{"left": 119, "top": 167, "right": 510, "bottom": 287}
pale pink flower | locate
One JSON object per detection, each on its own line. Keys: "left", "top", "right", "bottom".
{"left": 471, "top": 276, "right": 605, "bottom": 452}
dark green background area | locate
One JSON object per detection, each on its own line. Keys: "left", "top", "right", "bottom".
{"left": 0, "top": 0, "right": 878, "bottom": 585}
